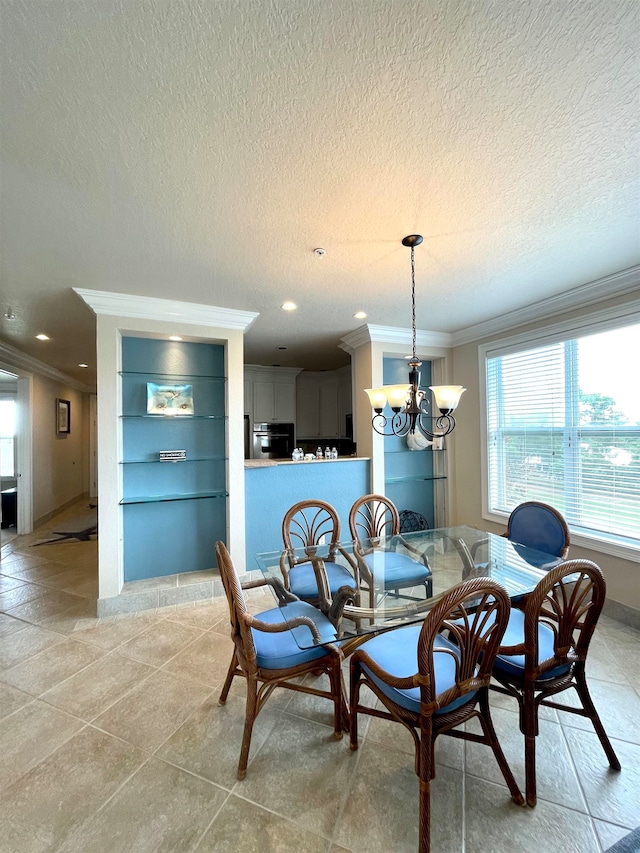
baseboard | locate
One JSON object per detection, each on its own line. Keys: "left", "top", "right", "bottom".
{"left": 603, "top": 598, "right": 640, "bottom": 631}
{"left": 34, "top": 493, "right": 89, "bottom": 529}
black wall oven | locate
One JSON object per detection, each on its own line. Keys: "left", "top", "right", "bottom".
{"left": 251, "top": 423, "right": 295, "bottom": 460}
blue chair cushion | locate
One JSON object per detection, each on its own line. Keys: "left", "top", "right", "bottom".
{"left": 359, "top": 626, "right": 474, "bottom": 715}
{"left": 251, "top": 600, "right": 337, "bottom": 670}
{"left": 494, "top": 608, "right": 571, "bottom": 680}
{"left": 363, "top": 551, "right": 431, "bottom": 589}
{"left": 289, "top": 560, "right": 357, "bottom": 600}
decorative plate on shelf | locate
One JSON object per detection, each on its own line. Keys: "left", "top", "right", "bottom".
{"left": 146, "top": 383, "right": 194, "bottom": 415}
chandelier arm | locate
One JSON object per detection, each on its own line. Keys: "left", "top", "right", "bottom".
{"left": 371, "top": 412, "right": 412, "bottom": 438}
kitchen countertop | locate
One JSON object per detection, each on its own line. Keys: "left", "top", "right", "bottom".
{"left": 245, "top": 457, "right": 368, "bottom": 468}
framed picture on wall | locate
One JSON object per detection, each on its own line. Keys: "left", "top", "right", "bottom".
{"left": 146, "top": 383, "right": 194, "bottom": 415}
{"left": 56, "top": 398, "right": 71, "bottom": 434}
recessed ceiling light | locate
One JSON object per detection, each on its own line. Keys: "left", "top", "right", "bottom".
{"left": 281, "top": 302, "right": 297, "bottom": 311}
{"left": 78, "top": 363, "right": 89, "bottom": 368}
{"left": 354, "top": 311, "right": 367, "bottom": 319}
{"left": 3, "top": 311, "right": 15, "bottom": 320}
{"left": 36, "top": 334, "right": 50, "bottom": 341}
{"left": 169, "top": 335, "right": 182, "bottom": 341}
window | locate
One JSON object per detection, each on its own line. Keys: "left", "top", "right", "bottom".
{"left": 484, "top": 321, "right": 640, "bottom": 552}
{"left": 0, "top": 399, "right": 16, "bottom": 478}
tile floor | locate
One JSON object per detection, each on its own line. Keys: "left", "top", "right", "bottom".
{"left": 0, "top": 503, "right": 639, "bottom": 852}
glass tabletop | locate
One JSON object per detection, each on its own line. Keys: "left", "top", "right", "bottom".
{"left": 254, "top": 525, "right": 563, "bottom": 649}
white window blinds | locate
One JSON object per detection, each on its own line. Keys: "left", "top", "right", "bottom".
{"left": 486, "top": 323, "right": 640, "bottom": 546}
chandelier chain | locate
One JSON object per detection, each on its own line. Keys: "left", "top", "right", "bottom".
{"left": 410, "top": 246, "right": 416, "bottom": 360}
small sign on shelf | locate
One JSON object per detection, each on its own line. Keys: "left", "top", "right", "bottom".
{"left": 159, "top": 450, "right": 187, "bottom": 462}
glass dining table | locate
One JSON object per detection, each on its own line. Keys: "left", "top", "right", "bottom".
{"left": 254, "top": 525, "right": 563, "bottom": 653}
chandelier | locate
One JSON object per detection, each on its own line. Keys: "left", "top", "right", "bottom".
{"left": 365, "top": 234, "right": 466, "bottom": 439}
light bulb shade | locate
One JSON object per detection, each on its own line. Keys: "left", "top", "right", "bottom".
{"left": 365, "top": 387, "right": 388, "bottom": 411}
{"left": 429, "top": 385, "right": 466, "bottom": 413}
{"left": 385, "top": 384, "right": 411, "bottom": 409}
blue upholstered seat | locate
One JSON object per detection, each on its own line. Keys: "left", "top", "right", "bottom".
{"left": 362, "top": 551, "right": 432, "bottom": 590}
{"left": 358, "top": 626, "right": 473, "bottom": 714}
{"left": 251, "top": 600, "right": 339, "bottom": 670}
{"left": 508, "top": 502, "right": 569, "bottom": 558}
{"left": 288, "top": 561, "right": 357, "bottom": 601}
{"left": 493, "top": 608, "right": 570, "bottom": 680}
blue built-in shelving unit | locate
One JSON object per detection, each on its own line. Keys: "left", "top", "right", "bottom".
{"left": 383, "top": 356, "right": 443, "bottom": 527}
{"left": 120, "top": 337, "right": 227, "bottom": 581}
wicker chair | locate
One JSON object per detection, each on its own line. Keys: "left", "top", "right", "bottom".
{"left": 280, "top": 500, "right": 358, "bottom": 605}
{"left": 215, "top": 541, "right": 345, "bottom": 779}
{"left": 350, "top": 578, "right": 524, "bottom": 853}
{"left": 492, "top": 558, "right": 620, "bottom": 806}
{"left": 349, "top": 494, "right": 433, "bottom": 606}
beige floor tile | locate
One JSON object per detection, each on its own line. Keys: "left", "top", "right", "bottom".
{"left": 158, "top": 692, "right": 280, "bottom": 789}
{"left": 464, "top": 774, "right": 599, "bottom": 853}
{"left": 0, "top": 612, "right": 30, "bottom": 639}
{"left": 0, "top": 700, "right": 84, "bottom": 792}
{"left": 0, "top": 574, "right": 26, "bottom": 593}
{"left": 237, "top": 714, "right": 357, "bottom": 839}
{"left": 63, "top": 613, "right": 160, "bottom": 650}
{"left": 557, "top": 677, "right": 640, "bottom": 745}
{"left": 117, "top": 619, "right": 205, "bottom": 667}
{"left": 162, "top": 629, "right": 234, "bottom": 688}
{"left": 0, "top": 582, "right": 49, "bottom": 611}
{"left": 465, "top": 707, "right": 586, "bottom": 810}
{"left": 364, "top": 704, "right": 464, "bottom": 771}
{"left": 5, "top": 589, "right": 89, "bottom": 625}
{"left": 0, "top": 727, "right": 146, "bottom": 853}
{"left": 0, "top": 682, "right": 33, "bottom": 721}
{"left": 593, "top": 818, "right": 635, "bottom": 851}
{"left": 0, "top": 624, "right": 67, "bottom": 671}
{"left": 93, "top": 668, "right": 214, "bottom": 752}
{"left": 58, "top": 757, "right": 227, "bottom": 853}
{"left": 196, "top": 794, "right": 328, "bottom": 853}
{"left": 41, "top": 651, "right": 156, "bottom": 721}
{"left": 166, "top": 598, "right": 229, "bottom": 630}
{"left": 2, "top": 636, "right": 106, "bottom": 697}
{"left": 564, "top": 728, "right": 639, "bottom": 829}
{"left": 336, "top": 738, "right": 465, "bottom": 853}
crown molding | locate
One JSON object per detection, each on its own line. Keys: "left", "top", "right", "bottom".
{"left": 0, "top": 340, "right": 94, "bottom": 392}
{"left": 340, "top": 324, "right": 452, "bottom": 353}
{"left": 451, "top": 265, "right": 640, "bottom": 347}
{"left": 74, "top": 288, "right": 259, "bottom": 331}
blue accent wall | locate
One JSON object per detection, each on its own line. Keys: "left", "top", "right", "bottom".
{"left": 121, "top": 337, "right": 227, "bottom": 581}
{"left": 244, "top": 460, "right": 370, "bottom": 570}
{"left": 383, "top": 357, "right": 436, "bottom": 526}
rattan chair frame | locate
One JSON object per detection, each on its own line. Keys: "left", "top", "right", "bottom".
{"left": 215, "top": 541, "right": 345, "bottom": 780}
{"left": 280, "top": 499, "right": 359, "bottom": 607}
{"left": 350, "top": 578, "right": 524, "bottom": 853}
{"left": 349, "top": 493, "right": 433, "bottom": 605}
{"left": 491, "top": 558, "right": 620, "bottom": 806}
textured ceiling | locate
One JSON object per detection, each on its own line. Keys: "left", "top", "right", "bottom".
{"left": 0, "top": 0, "right": 638, "bottom": 385}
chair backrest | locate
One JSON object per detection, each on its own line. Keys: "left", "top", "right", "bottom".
{"left": 215, "top": 541, "right": 258, "bottom": 673}
{"left": 507, "top": 501, "right": 570, "bottom": 559}
{"left": 349, "top": 494, "right": 400, "bottom": 548}
{"left": 521, "top": 559, "right": 605, "bottom": 677}
{"left": 417, "top": 578, "right": 511, "bottom": 713}
{"left": 282, "top": 500, "right": 341, "bottom": 567}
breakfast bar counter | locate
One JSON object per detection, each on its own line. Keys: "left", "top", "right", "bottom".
{"left": 244, "top": 456, "right": 370, "bottom": 563}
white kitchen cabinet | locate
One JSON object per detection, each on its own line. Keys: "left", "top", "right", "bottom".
{"left": 244, "top": 367, "right": 300, "bottom": 426}
{"left": 296, "top": 371, "right": 347, "bottom": 438}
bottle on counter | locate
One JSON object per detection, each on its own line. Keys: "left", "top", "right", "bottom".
{"left": 324, "top": 446, "right": 331, "bottom": 459}
{"left": 331, "top": 447, "right": 338, "bottom": 459}
{"left": 316, "top": 446, "right": 323, "bottom": 460}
